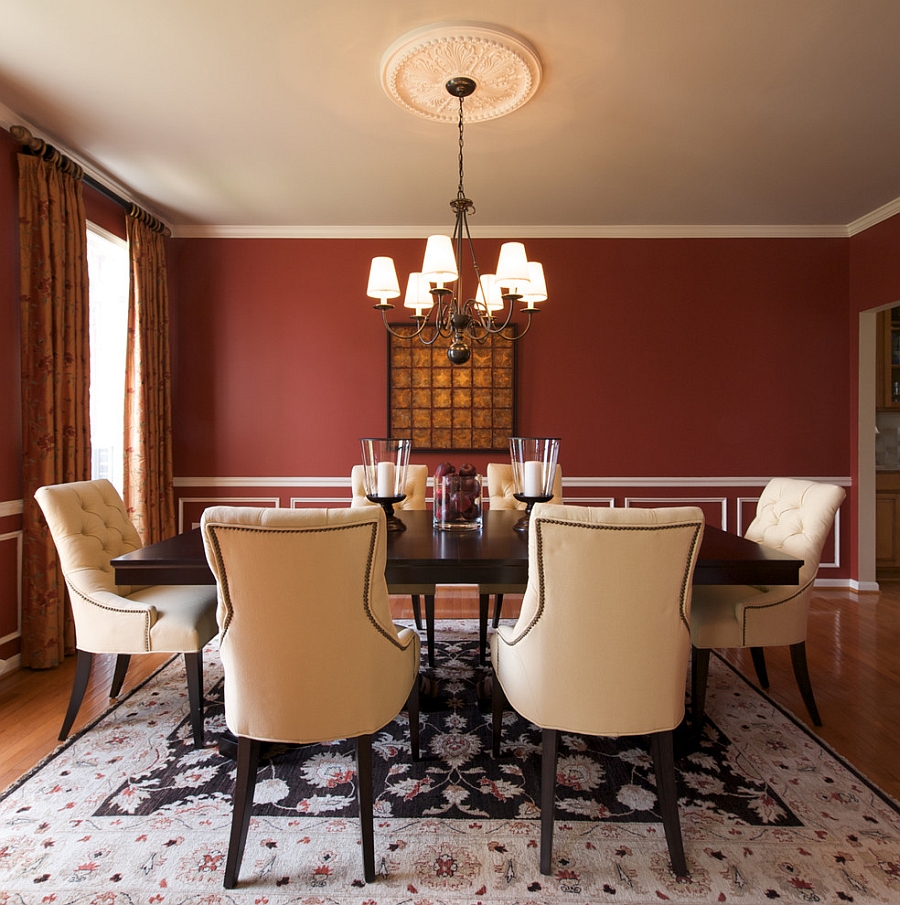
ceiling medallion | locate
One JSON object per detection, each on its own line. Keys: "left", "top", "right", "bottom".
{"left": 380, "top": 22, "right": 542, "bottom": 123}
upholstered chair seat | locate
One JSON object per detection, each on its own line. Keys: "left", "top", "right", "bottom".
{"left": 690, "top": 477, "right": 845, "bottom": 728}
{"left": 35, "top": 479, "right": 218, "bottom": 747}
{"left": 491, "top": 502, "right": 704, "bottom": 877}
{"left": 201, "top": 505, "right": 420, "bottom": 888}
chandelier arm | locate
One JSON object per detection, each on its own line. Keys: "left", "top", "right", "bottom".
{"left": 379, "top": 307, "right": 431, "bottom": 339}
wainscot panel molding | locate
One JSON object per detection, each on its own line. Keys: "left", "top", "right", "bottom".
{"left": 174, "top": 476, "right": 852, "bottom": 583}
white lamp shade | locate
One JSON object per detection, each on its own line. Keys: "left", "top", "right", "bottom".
{"left": 495, "top": 242, "right": 531, "bottom": 293}
{"left": 475, "top": 274, "right": 503, "bottom": 312}
{"left": 422, "top": 235, "right": 458, "bottom": 284}
{"left": 366, "top": 257, "right": 401, "bottom": 301}
{"left": 521, "top": 261, "right": 548, "bottom": 303}
{"left": 404, "top": 272, "right": 434, "bottom": 311}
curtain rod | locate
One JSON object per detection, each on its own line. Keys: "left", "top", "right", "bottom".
{"left": 11, "top": 124, "right": 170, "bottom": 236}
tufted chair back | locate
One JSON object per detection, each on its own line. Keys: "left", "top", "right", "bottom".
{"left": 744, "top": 477, "right": 845, "bottom": 595}
{"left": 689, "top": 477, "right": 845, "bottom": 729}
{"left": 351, "top": 463, "right": 428, "bottom": 510}
{"left": 35, "top": 479, "right": 218, "bottom": 747}
{"left": 487, "top": 463, "right": 563, "bottom": 509}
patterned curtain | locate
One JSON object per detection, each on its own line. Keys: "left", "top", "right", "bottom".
{"left": 124, "top": 212, "right": 175, "bottom": 545}
{"left": 18, "top": 152, "right": 91, "bottom": 669}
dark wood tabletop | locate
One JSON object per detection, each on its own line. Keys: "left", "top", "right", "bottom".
{"left": 112, "top": 508, "right": 802, "bottom": 588}
{"left": 113, "top": 508, "right": 802, "bottom": 666}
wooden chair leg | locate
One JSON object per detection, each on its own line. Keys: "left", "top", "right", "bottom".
{"left": 650, "top": 729, "right": 688, "bottom": 877}
{"left": 491, "top": 593, "right": 504, "bottom": 627}
{"left": 540, "top": 727, "right": 558, "bottom": 875}
{"left": 59, "top": 649, "right": 94, "bottom": 741}
{"left": 425, "top": 594, "right": 436, "bottom": 667}
{"left": 224, "top": 736, "right": 261, "bottom": 888}
{"left": 184, "top": 651, "right": 205, "bottom": 748}
{"left": 109, "top": 654, "right": 131, "bottom": 699}
{"left": 356, "top": 734, "right": 376, "bottom": 883}
{"left": 491, "top": 674, "right": 506, "bottom": 757}
{"left": 479, "top": 594, "right": 490, "bottom": 665}
{"left": 690, "top": 646, "right": 710, "bottom": 732}
{"left": 410, "top": 595, "right": 423, "bottom": 631}
{"left": 750, "top": 646, "right": 769, "bottom": 688}
{"left": 407, "top": 677, "right": 420, "bottom": 761}
{"left": 790, "top": 641, "right": 822, "bottom": 726}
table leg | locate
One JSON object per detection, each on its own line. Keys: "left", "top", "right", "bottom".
{"left": 479, "top": 593, "right": 490, "bottom": 665}
{"left": 426, "top": 594, "right": 435, "bottom": 667}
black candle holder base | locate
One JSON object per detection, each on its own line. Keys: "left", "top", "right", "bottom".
{"left": 367, "top": 494, "right": 407, "bottom": 531}
{"left": 512, "top": 493, "right": 553, "bottom": 533}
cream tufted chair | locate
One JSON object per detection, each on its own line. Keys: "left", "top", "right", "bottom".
{"left": 691, "top": 477, "right": 845, "bottom": 728}
{"left": 201, "top": 505, "right": 420, "bottom": 888}
{"left": 35, "top": 479, "right": 218, "bottom": 747}
{"left": 491, "top": 503, "right": 704, "bottom": 877}
{"left": 479, "top": 463, "right": 564, "bottom": 648}
{"left": 352, "top": 463, "right": 430, "bottom": 629}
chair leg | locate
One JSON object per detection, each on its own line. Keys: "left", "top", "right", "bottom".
{"left": 650, "top": 729, "right": 688, "bottom": 877}
{"left": 425, "top": 594, "right": 436, "bottom": 667}
{"left": 491, "top": 675, "right": 506, "bottom": 757}
{"left": 410, "top": 595, "right": 423, "bottom": 631}
{"left": 540, "top": 727, "right": 558, "bottom": 875}
{"left": 356, "top": 734, "right": 376, "bottom": 883}
{"left": 690, "top": 646, "right": 710, "bottom": 732}
{"left": 184, "top": 651, "right": 205, "bottom": 748}
{"left": 750, "top": 647, "right": 769, "bottom": 688}
{"left": 491, "top": 593, "right": 504, "bottom": 628}
{"left": 479, "top": 594, "right": 490, "bottom": 665}
{"left": 790, "top": 641, "right": 822, "bottom": 726}
{"left": 109, "top": 654, "right": 131, "bottom": 699}
{"left": 407, "top": 677, "right": 420, "bottom": 761}
{"left": 224, "top": 736, "right": 261, "bottom": 888}
{"left": 59, "top": 649, "right": 94, "bottom": 741}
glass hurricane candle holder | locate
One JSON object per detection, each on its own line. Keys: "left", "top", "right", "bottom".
{"left": 509, "top": 436, "right": 560, "bottom": 533}
{"left": 360, "top": 438, "right": 411, "bottom": 532}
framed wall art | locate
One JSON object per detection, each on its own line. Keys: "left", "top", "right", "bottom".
{"left": 387, "top": 324, "right": 517, "bottom": 451}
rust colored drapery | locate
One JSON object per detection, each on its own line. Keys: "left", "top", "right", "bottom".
{"left": 124, "top": 212, "right": 175, "bottom": 545}
{"left": 18, "top": 152, "right": 91, "bottom": 669}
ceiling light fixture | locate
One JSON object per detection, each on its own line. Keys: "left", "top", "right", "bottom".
{"left": 366, "top": 24, "right": 546, "bottom": 365}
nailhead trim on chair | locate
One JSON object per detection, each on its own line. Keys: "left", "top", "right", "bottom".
{"left": 205, "top": 520, "right": 409, "bottom": 649}
{"left": 503, "top": 518, "right": 704, "bottom": 645}
{"left": 65, "top": 581, "right": 155, "bottom": 651}
{"left": 739, "top": 578, "right": 813, "bottom": 645}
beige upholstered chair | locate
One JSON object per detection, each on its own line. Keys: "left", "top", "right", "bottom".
{"left": 351, "top": 463, "right": 429, "bottom": 510}
{"left": 491, "top": 503, "right": 705, "bottom": 877}
{"left": 201, "top": 505, "right": 421, "bottom": 888}
{"left": 691, "top": 477, "right": 845, "bottom": 728}
{"left": 352, "top": 463, "right": 430, "bottom": 629}
{"left": 480, "top": 462, "right": 564, "bottom": 644}
{"left": 35, "top": 479, "right": 218, "bottom": 748}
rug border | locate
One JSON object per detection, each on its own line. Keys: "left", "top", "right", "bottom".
{"left": 0, "top": 652, "right": 178, "bottom": 801}
{"left": 711, "top": 649, "right": 900, "bottom": 814}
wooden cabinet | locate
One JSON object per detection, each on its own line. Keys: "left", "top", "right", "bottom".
{"left": 876, "top": 472, "right": 900, "bottom": 579}
{"left": 877, "top": 307, "right": 900, "bottom": 409}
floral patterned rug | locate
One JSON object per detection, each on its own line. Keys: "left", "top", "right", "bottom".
{"left": 1, "top": 620, "right": 899, "bottom": 904}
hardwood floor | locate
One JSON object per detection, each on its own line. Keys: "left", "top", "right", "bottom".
{"left": 2, "top": 584, "right": 899, "bottom": 800}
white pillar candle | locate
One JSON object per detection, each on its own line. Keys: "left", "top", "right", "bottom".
{"left": 523, "top": 460, "right": 543, "bottom": 497}
{"left": 377, "top": 461, "right": 396, "bottom": 497}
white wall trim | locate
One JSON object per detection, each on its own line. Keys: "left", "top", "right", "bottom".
{"left": 0, "top": 499, "right": 23, "bottom": 518}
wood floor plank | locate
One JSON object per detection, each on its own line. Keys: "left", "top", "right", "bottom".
{"left": 2, "top": 585, "right": 899, "bottom": 801}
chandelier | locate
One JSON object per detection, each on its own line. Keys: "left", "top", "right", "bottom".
{"left": 366, "top": 34, "right": 547, "bottom": 365}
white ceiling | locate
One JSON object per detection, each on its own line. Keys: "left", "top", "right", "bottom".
{"left": 1, "top": 0, "right": 899, "bottom": 237}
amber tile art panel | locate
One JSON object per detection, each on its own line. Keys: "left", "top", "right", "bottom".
{"left": 388, "top": 324, "right": 516, "bottom": 451}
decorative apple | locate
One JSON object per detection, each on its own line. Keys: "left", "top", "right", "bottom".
{"left": 434, "top": 462, "right": 482, "bottom": 527}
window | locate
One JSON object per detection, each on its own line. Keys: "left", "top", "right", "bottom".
{"left": 87, "top": 225, "right": 129, "bottom": 494}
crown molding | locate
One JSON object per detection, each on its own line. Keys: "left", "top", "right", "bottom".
{"left": 171, "top": 222, "right": 851, "bottom": 240}
{"left": 847, "top": 196, "right": 900, "bottom": 236}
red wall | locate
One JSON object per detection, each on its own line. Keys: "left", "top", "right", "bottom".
{"left": 168, "top": 235, "right": 850, "bottom": 481}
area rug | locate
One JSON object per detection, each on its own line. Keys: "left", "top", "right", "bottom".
{"left": 1, "top": 622, "right": 899, "bottom": 904}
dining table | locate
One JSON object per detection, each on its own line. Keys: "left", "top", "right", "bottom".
{"left": 112, "top": 508, "right": 803, "bottom": 668}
